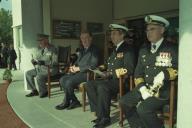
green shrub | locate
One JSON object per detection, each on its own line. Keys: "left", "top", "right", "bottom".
{"left": 3, "top": 69, "right": 12, "bottom": 80}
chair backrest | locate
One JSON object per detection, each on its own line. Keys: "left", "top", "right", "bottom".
{"left": 57, "top": 46, "right": 71, "bottom": 73}
{"left": 92, "top": 33, "right": 105, "bottom": 65}
{"left": 58, "top": 46, "right": 71, "bottom": 64}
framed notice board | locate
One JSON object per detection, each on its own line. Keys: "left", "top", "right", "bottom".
{"left": 53, "top": 20, "right": 81, "bottom": 39}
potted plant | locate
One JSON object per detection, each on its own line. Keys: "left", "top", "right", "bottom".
{"left": 2, "top": 69, "right": 13, "bottom": 84}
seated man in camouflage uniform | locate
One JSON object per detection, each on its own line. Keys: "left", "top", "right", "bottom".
{"left": 25, "top": 34, "right": 58, "bottom": 98}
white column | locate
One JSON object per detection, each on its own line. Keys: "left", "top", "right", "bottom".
{"left": 12, "top": 27, "right": 19, "bottom": 69}
{"left": 177, "top": 0, "right": 192, "bottom": 127}
{"left": 21, "top": 0, "right": 43, "bottom": 90}
{"left": 42, "top": 0, "right": 51, "bottom": 36}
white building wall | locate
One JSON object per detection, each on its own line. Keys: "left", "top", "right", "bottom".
{"left": 12, "top": 0, "right": 22, "bottom": 26}
{"left": 177, "top": 0, "right": 192, "bottom": 127}
{"left": 12, "top": 0, "right": 43, "bottom": 90}
{"left": 21, "top": 0, "right": 43, "bottom": 90}
{"left": 42, "top": 0, "right": 51, "bottom": 37}
{"left": 51, "top": 0, "right": 112, "bottom": 53}
{"left": 12, "top": 0, "right": 22, "bottom": 69}
{"left": 113, "top": 0, "right": 179, "bottom": 19}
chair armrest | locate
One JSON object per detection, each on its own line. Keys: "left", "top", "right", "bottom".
{"left": 58, "top": 63, "right": 70, "bottom": 73}
{"left": 87, "top": 69, "right": 107, "bottom": 81}
{"left": 86, "top": 70, "right": 95, "bottom": 81}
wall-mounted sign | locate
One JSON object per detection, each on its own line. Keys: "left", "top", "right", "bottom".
{"left": 53, "top": 20, "right": 81, "bottom": 39}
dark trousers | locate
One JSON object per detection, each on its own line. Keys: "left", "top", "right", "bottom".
{"left": 86, "top": 79, "right": 119, "bottom": 119}
{"left": 1, "top": 57, "right": 8, "bottom": 68}
{"left": 119, "top": 87, "right": 167, "bottom": 128}
{"left": 59, "top": 72, "right": 87, "bottom": 104}
{"left": 9, "top": 60, "right": 17, "bottom": 70}
{"left": 25, "top": 69, "right": 48, "bottom": 95}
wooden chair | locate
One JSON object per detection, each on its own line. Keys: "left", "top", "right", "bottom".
{"left": 158, "top": 80, "right": 177, "bottom": 128}
{"left": 119, "top": 80, "right": 177, "bottom": 128}
{"left": 119, "top": 75, "right": 134, "bottom": 127}
{"left": 79, "top": 71, "right": 95, "bottom": 112}
{"left": 46, "top": 45, "right": 71, "bottom": 99}
{"left": 79, "top": 69, "right": 134, "bottom": 118}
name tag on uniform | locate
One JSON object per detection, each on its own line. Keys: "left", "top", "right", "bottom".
{"left": 117, "top": 52, "right": 124, "bottom": 58}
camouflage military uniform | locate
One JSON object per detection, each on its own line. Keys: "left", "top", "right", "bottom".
{"left": 26, "top": 44, "right": 58, "bottom": 96}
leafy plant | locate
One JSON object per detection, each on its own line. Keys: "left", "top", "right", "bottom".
{"left": 3, "top": 69, "right": 12, "bottom": 80}
{"left": 0, "top": 8, "right": 13, "bottom": 43}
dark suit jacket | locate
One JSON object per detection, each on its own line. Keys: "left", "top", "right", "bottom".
{"left": 74, "top": 44, "right": 99, "bottom": 73}
{"left": 107, "top": 41, "right": 135, "bottom": 79}
{"left": 134, "top": 40, "right": 178, "bottom": 99}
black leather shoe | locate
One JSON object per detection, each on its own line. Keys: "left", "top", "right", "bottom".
{"left": 40, "top": 92, "right": 48, "bottom": 98}
{"left": 67, "top": 101, "right": 81, "bottom": 110}
{"left": 55, "top": 102, "right": 70, "bottom": 110}
{"left": 93, "top": 118, "right": 111, "bottom": 128}
{"left": 91, "top": 118, "right": 101, "bottom": 124}
{"left": 25, "top": 90, "right": 39, "bottom": 97}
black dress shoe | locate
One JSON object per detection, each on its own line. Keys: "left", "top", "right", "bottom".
{"left": 55, "top": 102, "right": 70, "bottom": 110}
{"left": 25, "top": 90, "right": 39, "bottom": 97}
{"left": 67, "top": 101, "right": 81, "bottom": 110}
{"left": 93, "top": 118, "right": 111, "bottom": 128}
{"left": 40, "top": 92, "right": 48, "bottom": 98}
{"left": 91, "top": 118, "right": 101, "bottom": 124}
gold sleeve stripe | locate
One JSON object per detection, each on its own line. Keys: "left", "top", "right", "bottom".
{"left": 167, "top": 68, "right": 178, "bottom": 80}
{"left": 134, "top": 78, "right": 144, "bottom": 86}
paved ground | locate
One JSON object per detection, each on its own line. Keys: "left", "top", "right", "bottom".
{"left": 5, "top": 70, "right": 128, "bottom": 128}
{"left": 1, "top": 69, "right": 173, "bottom": 128}
{"left": 0, "top": 69, "right": 28, "bottom": 128}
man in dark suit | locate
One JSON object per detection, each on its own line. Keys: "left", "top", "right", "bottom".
{"left": 119, "top": 15, "right": 178, "bottom": 128}
{"left": 55, "top": 30, "right": 99, "bottom": 110}
{"left": 25, "top": 34, "right": 58, "bottom": 98}
{"left": 85, "top": 24, "right": 135, "bottom": 128}
{"left": 7, "top": 44, "right": 17, "bottom": 70}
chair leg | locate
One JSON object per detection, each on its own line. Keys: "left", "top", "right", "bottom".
{"left": 119, "top": 104, "right": 124, "bottom": 127}
{"left": 119, "top": 76, "right": 124, "bottom": 127}
{"left": 48, "top": 83, "right": 51, "bottom": 99}
{"left": 47, "top": 66, "right": 51, "bottom": 99}
{"left": 169, "top": 118, "right": 173, "bottom": 128}
{"left": 59, "top": 84, "right": 62, "bottom": 91}
{"left": 82, "top": 85, "right": 86, "bottom": 112}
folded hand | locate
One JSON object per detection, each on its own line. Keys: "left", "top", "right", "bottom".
{"left": 139, "top": 86, "right": 152, "bottom": 100}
